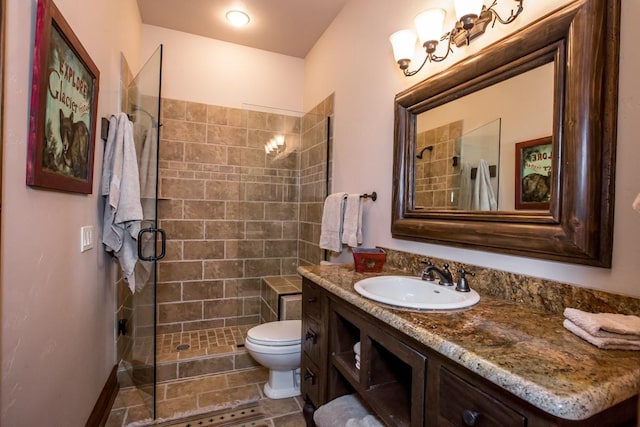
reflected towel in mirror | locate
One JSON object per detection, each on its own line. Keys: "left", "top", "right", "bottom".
{"left": 471, "top": 159, "right": 497, "bottom": 211}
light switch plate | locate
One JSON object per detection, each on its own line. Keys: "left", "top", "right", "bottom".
{"left": 81, "top": 226, "right": 94, "bottom": 252}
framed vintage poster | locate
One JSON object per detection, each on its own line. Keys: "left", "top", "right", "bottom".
{"left": 26, "top": 0, "right": 100, "bottom": 194}
{"left": 514, "top": 137, "right": 552, "bottom": 210}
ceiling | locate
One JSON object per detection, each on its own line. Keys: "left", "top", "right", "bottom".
{"left": 136, "top": 0, "right": 349, "bottom": 58}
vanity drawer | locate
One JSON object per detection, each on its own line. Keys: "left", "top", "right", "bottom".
{"left": 439, "top": 368, "right": 526, "bottom": 427}
{"left": 302, "top": 281, "right": 322, "bottom": 321}
{"left": 302, "top": 317, "right": 322, "bottom": 361}
{"left": 301, "top": 353, "right": 321, "bottom": 407}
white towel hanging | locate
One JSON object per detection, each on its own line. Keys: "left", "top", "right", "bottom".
{"left": 471, "top": 159, "right": 497, "bottom": 211}
{"left": 342, "top": 194, "right": 363, "bottom": 247}
{"left": 319, "top": 193, "right": 347, "bottom": 253}
{"left": 101, "top": 113, "right": 143, "bottom": 293}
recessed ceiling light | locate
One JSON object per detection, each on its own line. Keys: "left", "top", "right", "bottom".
{"left": 226, "top": 10, "right": 250, "bottom": 27}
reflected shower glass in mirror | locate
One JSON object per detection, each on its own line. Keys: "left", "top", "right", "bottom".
{"left": 413, "top": 61, "right": 554, "bottom": 212}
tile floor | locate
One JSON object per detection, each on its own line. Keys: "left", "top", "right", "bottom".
{"left": 106, "top": 326, "right": 306, "bottom": 427}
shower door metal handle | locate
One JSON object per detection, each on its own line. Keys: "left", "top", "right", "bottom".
{"left": 137, "top": 228, "right": 166, "bottom": 261}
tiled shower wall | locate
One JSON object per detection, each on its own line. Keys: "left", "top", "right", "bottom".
{"left": 155, "top": 97, "right": 332, "bottom": 334}
{"left": 298, "top": 95, "right": 333, "bottom": 266}
{"left": 414, "top": 120, "right": 462, "bottom": 209}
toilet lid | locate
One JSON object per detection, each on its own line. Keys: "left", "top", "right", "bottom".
{"left": 246, "top": 320, "right": 301, "bottom": 346}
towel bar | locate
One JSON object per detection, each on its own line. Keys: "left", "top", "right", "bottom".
{"left": 360, "top": 192, "right": 377, "bottom": 201}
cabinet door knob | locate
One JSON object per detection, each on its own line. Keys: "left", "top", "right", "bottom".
{"left": 306, "top": 297, "right": 317, "bottom": 303}
{"left": 305, "top": 330, "right": 317, "bottom": 344}
{"left": 462, "top": 410, "right": 481, "bottom": 426}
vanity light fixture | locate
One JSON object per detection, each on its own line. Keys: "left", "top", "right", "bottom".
{"left": 390, "top": 0, "right": 524, "bottom": 77}
{"left": 226, "top": 10, "right": 250, "bottom": 27}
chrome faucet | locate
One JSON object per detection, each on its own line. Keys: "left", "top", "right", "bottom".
{"left": 420, "top": 260, "right": 454, "bottom": 286}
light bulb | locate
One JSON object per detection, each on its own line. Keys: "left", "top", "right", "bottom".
{"left": 226, "top": 10, "right": 250, "bottom": 27}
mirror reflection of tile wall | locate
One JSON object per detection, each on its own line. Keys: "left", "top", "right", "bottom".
{"left": 415, "top": 120, "right": 462, "bottom": 209}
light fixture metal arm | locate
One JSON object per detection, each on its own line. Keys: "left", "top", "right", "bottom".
{"left": 394, "top": 0, "right": 524, "bottom": 77}
{"left": 402, "top": 35, "right": 454, "bottom": 76}
{"left": 488, "top": 0, "right": 524, "bottom": 26}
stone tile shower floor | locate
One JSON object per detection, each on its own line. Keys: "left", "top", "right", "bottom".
{"left": 106, "top": 326, "right": 306, "bottom": 426}
{"left": 156, "top": 326, "right": 250, "bottom": 362}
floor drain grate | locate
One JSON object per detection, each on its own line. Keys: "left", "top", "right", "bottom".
{"left": 176, "top": 344, "right": 190, "bottom": 351}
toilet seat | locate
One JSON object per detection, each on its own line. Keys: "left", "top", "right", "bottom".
{"left": 246, "top": 320, "right": 301, "bottom": 346}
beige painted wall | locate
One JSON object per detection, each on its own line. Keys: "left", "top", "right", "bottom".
{"left": 303, "top": 0, "right": 640, "bottom": 298}
{"left": 141, "top": 25, "right": 305, "bottom": 112}
{"left": 1, "top": 0, "right": 142, "bottom": 425}
{"left": 1, "top": 1, "right": 636, "bottom": 425}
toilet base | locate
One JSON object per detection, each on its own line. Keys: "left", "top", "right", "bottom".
{"left": 263, "top": 368, "right": 300, "bottom": 399}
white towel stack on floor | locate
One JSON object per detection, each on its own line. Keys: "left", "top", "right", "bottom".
{"left": 313, "top": 394, "right": 384, "bottom": 427}
{"left": 563, "top": 308, "right": 640, "bottom": 350}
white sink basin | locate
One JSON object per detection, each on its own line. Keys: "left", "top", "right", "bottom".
{"left": 354, "top": 276, "right": 480, "bottom": 310}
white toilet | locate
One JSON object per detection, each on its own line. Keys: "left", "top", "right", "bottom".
{"left": 244, "top": 319, "right": 302, "bottom": 399}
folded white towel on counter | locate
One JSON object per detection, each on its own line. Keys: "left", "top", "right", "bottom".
{"left": 563, "top": 308, "right": 640, "bottom": 339}
{"left": 342, "top": 194, "right": 363, "bottom": 247}
{"left": 319, "top": 192, "right": 348, "bottom": 253}
{"left": 563, "top": 319, "right": 640, "bottom": 350}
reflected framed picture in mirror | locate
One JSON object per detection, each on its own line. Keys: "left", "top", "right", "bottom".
{"left": 514, "top": 137, "right": 552, "bottom": 210}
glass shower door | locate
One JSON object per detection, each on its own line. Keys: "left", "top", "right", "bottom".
{"left": 126, "top": 45, "right": 163, "bottom": 419}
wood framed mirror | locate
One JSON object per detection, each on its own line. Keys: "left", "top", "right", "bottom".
{"left": 392, "top": 0, "right": 620, "bottom": 267}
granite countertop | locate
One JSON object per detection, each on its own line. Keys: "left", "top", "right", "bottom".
{"left": 297, "top": 264, "right": 640, "bottom": 421}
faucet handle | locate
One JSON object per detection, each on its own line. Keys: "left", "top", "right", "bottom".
{"left": 456, "top": 269, "right": 475, "bottom": 293}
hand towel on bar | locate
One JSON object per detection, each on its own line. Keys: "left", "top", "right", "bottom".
{"left": 342, "top": 194, "right": 363, "bottom": 247}
{"left": 563, "top": 319, "right": 640, "bottom": 350}
{"left": 319, "top": 192, "right": 348, "bottom": 253}
{"left": 564, "top": 308, "right": 640, "bottom": 339}
{"left": 101, "top": 113, "right": 143, "bottom": 294}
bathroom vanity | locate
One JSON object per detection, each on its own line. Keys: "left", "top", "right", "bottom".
{"left": 299, "top": 264, "right": 640, "bottom": 426}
